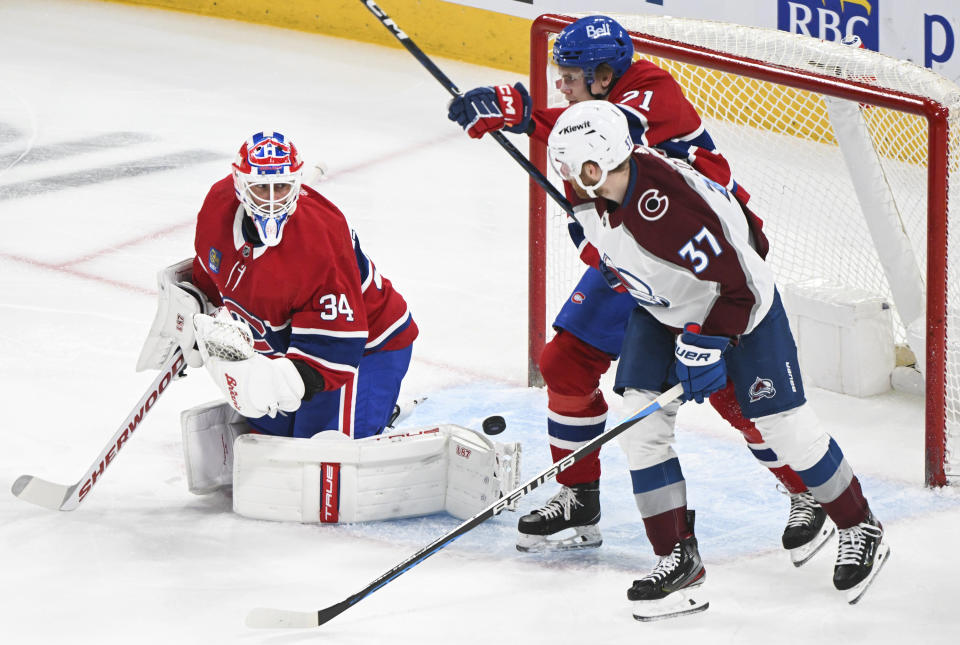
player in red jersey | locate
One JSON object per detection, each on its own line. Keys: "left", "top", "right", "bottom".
{"left": 134, "top": 132, "right": 532, "bottom": 523}
{"left": 139, "top": 131, "right": 417, "bottom": 440}
{"left": 448, "top": 15, "right": 829, "bottom": 564}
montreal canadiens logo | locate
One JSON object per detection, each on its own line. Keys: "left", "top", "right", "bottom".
{"left": 748, "top": 377, "right": 777, "bottom": 402}
{"left": 248, "top": 137, "right": 293, "bottom": 167}
{"left": 571, "top": 291, "right": 586, "bottom": 304}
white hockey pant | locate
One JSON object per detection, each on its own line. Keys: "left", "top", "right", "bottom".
{"left": 617, "top": 388, "right": 682, "bottom": 471}
{"left": 751, "top": 404, "right": 830, "bottom": 473}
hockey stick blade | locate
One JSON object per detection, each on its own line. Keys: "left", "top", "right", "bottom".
{"left": 11, "top": 349, "right": 186, "bottom": 511}
{"left": 246, "top": 599, "right": 352, "bottom": 629}
{"left": 245, "top": 608, "right": 320, "bottom": 629}
{"left": 11, "top": 475, "right": 76, "bottom": 511}
{"left": 246, "top": 383, "right": 683, "bottom": 629}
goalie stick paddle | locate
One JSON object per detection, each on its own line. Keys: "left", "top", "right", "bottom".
{"left": 357, "top": 0, "right": 575, "bottom": 217}
{"left": 11, "top": 349, "right": 186, "bottom": 511}
{"left": 245, "top": 383, "right": 683, "bottom": 629}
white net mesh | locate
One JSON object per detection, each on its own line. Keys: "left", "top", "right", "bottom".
{"left": 533, "top": 14, "right": 960, "bottom": 483}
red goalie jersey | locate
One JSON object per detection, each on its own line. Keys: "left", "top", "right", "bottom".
{"left": 190, "top": 176, "right": 418, "bottom": 393}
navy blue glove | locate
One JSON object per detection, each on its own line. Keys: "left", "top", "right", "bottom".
{"left": 447, "top": 83, "right": 532, "bottom": 139}
{"left": 674, "top": 323, "right": 730, "bottom": 403}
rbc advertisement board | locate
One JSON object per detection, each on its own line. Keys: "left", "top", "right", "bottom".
{"left": 777, "top": 0, "right": 878, "bottom": 51}
{"left": 446, "top": 0, "right": 960, "bottom": 82}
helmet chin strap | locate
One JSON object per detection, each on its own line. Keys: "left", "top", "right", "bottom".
{"left": 588, "top": 77, "right": 616, "bottom": 101}
{"left": 575, "top": 167, "right": 608, "bottom": 199}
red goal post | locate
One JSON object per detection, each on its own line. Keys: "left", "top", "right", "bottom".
{"left": 528, "top": 13, "right": 959, "bottom": 486}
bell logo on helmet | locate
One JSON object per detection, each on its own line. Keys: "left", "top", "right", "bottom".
{"left": 552, "top": 15, "right": 635, "bottom": 83}
{"left": 586, "top": 23, "right": 612, "bottom": 39}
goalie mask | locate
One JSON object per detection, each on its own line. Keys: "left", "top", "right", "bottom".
{"left": 547, "top": 101, "right": 634, "bottom": 198}
{"left": 552, "top": 15, "right": 634, "bottom": 87}
{"left": 232, "top": 131, "right": 304, "bottom": 247}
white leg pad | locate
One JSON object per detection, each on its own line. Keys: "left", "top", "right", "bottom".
{"left": 181, "top": 401, "right": 250, "bottom": 494}
{"left": 445, "top": 426, "right": 522, "bottom": 519}
{"left": 617, "top": 388, "right": 681, "bottom": 470}
{"left": 752, "top": 404, "right": 830, "bottom": 471}
{"left": 232, "top": 425, "right": 521, "bottom": 523}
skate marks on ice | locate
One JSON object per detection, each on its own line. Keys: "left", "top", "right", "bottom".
{"left": 328, "top": 383, "right": 960, "bottom": 571}
{"left": 0, "top": 146, "right": 224, "bottom": 201}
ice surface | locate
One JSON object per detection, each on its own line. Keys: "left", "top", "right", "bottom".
{"left": 2, "top": 2, "right": 959, "bottom": 644}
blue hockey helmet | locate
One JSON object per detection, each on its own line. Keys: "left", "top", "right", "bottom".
{"left": 552, "top": 15, "right": 634, "bottom": 86}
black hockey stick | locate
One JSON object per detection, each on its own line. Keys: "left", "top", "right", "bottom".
{"left": 11, "top": 349, "right": 186, "bottom": 511}
{"left": 357, "top": 0, "right": 575, "bottom": 216}
{"left": 245, "top": 383, "right": 683, "bottom": 629}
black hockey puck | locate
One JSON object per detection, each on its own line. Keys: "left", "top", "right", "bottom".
{"left": 482, "top": 415, "right": 506, "bottom": 435}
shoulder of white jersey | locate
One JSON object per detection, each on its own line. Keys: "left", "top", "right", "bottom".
{"left": 632, "top": 145, "right": 676, "bottom": 167}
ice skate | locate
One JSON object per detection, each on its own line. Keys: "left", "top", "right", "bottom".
{"left": 782, "top": 491, "right": 835, "bottom": 567}
{"left": 833, "top": 511, "right": 890, "bottom": 604}
{"left": 627, "top": 511, "right": 708, "bottom": 621}
{"left": 516, "top": 480, "right": 602, "bottom": 552}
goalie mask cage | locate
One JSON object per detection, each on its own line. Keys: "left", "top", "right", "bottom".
{"left": 528, "top": 13, "right": 960, "bottom": 487}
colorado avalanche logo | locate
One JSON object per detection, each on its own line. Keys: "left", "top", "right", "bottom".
{"left": 601, "top": 255, "right": 670, "bottom": 307}
{"left": 749, "top": 377, "right": 777, "bottom": 402}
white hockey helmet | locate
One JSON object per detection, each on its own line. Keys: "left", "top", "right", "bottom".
{"left": 547, "top": 100, "right": 633, "bottom": 198}
{"left": 232, "top": 131, "right": 304, "bottom": 247}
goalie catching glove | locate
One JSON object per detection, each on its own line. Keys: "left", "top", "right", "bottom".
{"left": 448, "top": 83, "right": 532, "bottom": 139}
{"left": 674, "top": 323, "right": 731, "bottom": 403}
{"left": 194, "top": 308, "right": 305, "bottom": 418}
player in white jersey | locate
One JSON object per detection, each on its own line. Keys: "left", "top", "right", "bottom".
{"left": 546, "top": 101, "right": 890, "bottom": 620}
{"left": 448, "top": 15, "right": 829, "bottom": 564}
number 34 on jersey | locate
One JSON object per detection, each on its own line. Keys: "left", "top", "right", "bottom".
{"left": 319, "top": 293, "right": 354, "bottom": 321}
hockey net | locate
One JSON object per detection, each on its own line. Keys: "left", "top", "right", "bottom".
{"left": 528, "top": 13, "right": 960, "bottom": 486}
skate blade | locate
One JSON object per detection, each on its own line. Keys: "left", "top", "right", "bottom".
{"left": 632, "top": 589, "right": 709, "bottom": 622}
{"left": 846, "top": 542, "right": 891, "bottom": 605}
{"left": 789, "top": 520, "right": 836, "bottom": 567}
{"left": 516, "top": 525, "right": 602, "bottom": 553}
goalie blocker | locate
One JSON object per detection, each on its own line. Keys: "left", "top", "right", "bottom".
{"left": 181, "top": 402, "right": 522, "bottom": 522}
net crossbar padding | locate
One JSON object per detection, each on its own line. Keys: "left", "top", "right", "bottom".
{"left": 528, "top": 13, "right": 960, "bottom": 486}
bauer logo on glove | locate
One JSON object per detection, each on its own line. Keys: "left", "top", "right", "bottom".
{"left": 674, "top": 323, "right": 730, "bottom": 404}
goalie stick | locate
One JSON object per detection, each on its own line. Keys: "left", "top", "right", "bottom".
{"left": 357, "top": 0, "right": 575, "bottom": 217}
{"left": 11, "top": 349, "right": 186, "bottom": 511}
{"left": 245, "top": 383, "right": 683, "bottom": 629}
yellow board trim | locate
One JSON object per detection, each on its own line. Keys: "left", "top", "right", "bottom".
{"left": 101, "top": 0, "right": 531, "bottom": 73}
